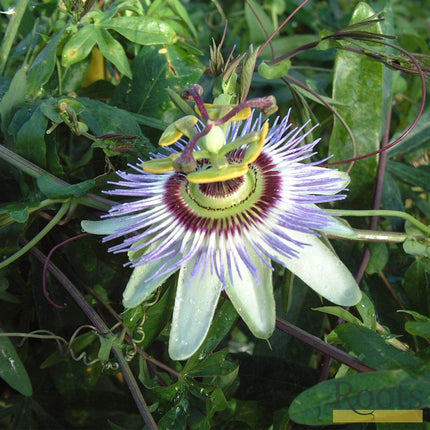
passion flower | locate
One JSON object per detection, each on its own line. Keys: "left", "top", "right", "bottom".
{"left": 83, "top": 88, "right": 361, "bottom": 360}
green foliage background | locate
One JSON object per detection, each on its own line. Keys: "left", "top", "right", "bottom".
{"left": 0, "top": 0, "right": 429, "bottom": 428}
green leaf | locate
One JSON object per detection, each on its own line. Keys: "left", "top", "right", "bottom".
{"left": 405, "top": 321, "right": 430, "bottom": 338}
{"left": 206, "top": 385, "right": 229, "bottom": 413}
{"left": 388, "top": 109, "right": 430, "bottom": 157}
{"left": 328, "top": 2, "right": 384, "bottom": 205}
{"left": 317, "top": 30, "right": 342, "bottom": 51}
{"left": 0, "top": 66, "right": 27, "bottom": 137}
{"left": 28, "top": 28, "right": 65, "bottom": 96}
{"left": 366, "top": 242, "right": 389, "bottom": 274}
{"left": 166, "top": 88, "right": 196, "bottom": 117}
{"left": 356, "top": 292, "right": 377, "bottom": 330}
{"left": 290, "top": 83, "right": 348, "bottom": 107}
{"left": 403, "top": 236, "right": 430, "bottom": 258}
{"left": 58, "top": 97, "right": 85, "bottom": 116}
{"left": 403, "top": 260, "right": 429, "bottom": 314}
{"left": 399, "top": 310, "right": 430, "bottom": 338}
{"left": 40, "top": 99, "right": 64, "bottom": 124}
{"left": 0, "top": 329, "right": 32, "bottom": 396}
{"left": 185, "top": 349, "right": 233, "bottom": 377}
{"left": 223, "top": 399, "right": 272, "bottom": 430}
{"left": 94, "top": 27, "right": 132, "bottom": 78}
{"left": 16, "top": 104, "right": 48, "bottom": 168}
{"left": 244, "top": 0, "right": 274, "bottom": 45}
{"left": 77, "top": 98, "right": 148, "bottom": 150}
{"left": 107, "top": 420, "right": 127, "bottom": 430}
{"left": 258, "top": 59, "right": 291, "bottom": 80}
{"left": 101, "top": 16, "right": 177, "bottom": 45}
{"left": 0, "top": 278, "right": 19, "bottom": 303}
{"left": 0, "top": 203, "right": 30, "bottom": 224}
{"left": 312, "top": 306, "right": 362, "bottom": 325}
{"left": 289, "top": 368, "right": 430, "bottom": 425}
{"left": 189, "top": 382, "right": 231, "bottom": 424}
{"left": 240, "top": 45, "right": 259, "bottom": 101}
{"left": 167, "top": 0, "right": 197, "bottom": 39}
{"left": 221, "top": 55, "right": 241, "bottom": 97}
{"left": 151, "top": 381, "right": 184, "bottom": 403}
{"left": 158, "top": 398, "right": 188, "bottom": 430}
{"left": 97, "top": 334, "right": 116, "bottom": 363}
{"left": 399, "top": 310, "right": 430, "bottom": 322}
{"left": 10, "top": 209, "right": 29, "bottom": 223}
{"left": 122, "top": 306, "right": 144, "bottom": 329}
{"left": 62, "top": 25, "right": 97, "bottom": 67}
{"left": 37, "top": 175, "right": 95, "bottom": 198}
{"left": 111, "top": 44, "right": 204, "bottom": 123}
{"left": 139, "top": 285, "right": 175, "bottom": 350}
{"left": 335, "top": 324, "right": 421, "bottom": 374}
{"left": 388, "top": 161, "right": 430, "bottom": 193}
{"left": 381, "top": 173, "right": 405, "bottom": 228}
{"left": 9, "top": 397, "right": 32, "bottom": 428}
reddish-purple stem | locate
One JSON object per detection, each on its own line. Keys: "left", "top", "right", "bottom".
{"left": 276, "top": 318, "right": 374, "bottom": 373}
{"left": 212, "top": 96, "right": 276, "bottom": 125}
{"left": 320, "top": 106, "right": 395, "bottom": 381}
{"left": 43, "top": 233, "right": 90, "bottom": 309}
{"left": 258, "top": 0, "right": 311, "bottom": 58}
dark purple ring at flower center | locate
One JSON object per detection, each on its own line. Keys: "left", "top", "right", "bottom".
{"left": 162, "top": 150, "right": 282, "bottom": 235}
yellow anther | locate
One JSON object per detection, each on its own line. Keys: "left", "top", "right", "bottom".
{"left": 159, "top": 116, "right": 198, "bottom": 147}
{"left": 142, "top": 154, "right": 180, "bottom": 173}
{"left": 230, "top": 107, "right": 252, "bottom": 121}
{"left": 158, "top": 123, "right": 183, "bottom": 147}
{"left": 187, "top": 164, "right": 249, "bottom": 184}
{"left": 195, "top": 103, "right": 223, "bottom": 119}
{"left": 175, "top": 115, "right": 199, "bottom": 137}
{"left": 195, "top": 104, "right": 252, "bottom": 122}
{"left": 242, "top": 122, "right": 269, "bottom": 165}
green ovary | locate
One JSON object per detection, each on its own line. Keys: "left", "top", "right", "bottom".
{"left": 199, "top": 126, "right": 226, "bottom": 154}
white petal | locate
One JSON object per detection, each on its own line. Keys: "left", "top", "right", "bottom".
{"left": 224, "top": 243, "right": 275, "bottom": 338}
{"left": 81, "top": 217, "right": 136, "bottom": 235}
{"left": 306, "top": 168, "right": 350, "bottom": 195}
{"left": 276, "top": 231, "right": 361, "bottom": 306}
{"left": 168, "top": 257, "right": 223, "bottom": 360}
{"left": 122, "top": 247, "right": 180, "bottom": 308}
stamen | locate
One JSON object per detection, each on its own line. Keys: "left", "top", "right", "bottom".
{"left": 159, "top": 115, "right": 198, "bottom": 147}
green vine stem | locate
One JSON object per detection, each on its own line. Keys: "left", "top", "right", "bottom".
{"left": 0, "top": 330, "right": 68, "bottom": 358}
{"left": 0, "top": 201, "right": 70, "bottom": 270}
{"left": 0, "top": 332, "right": 65, "bottom": 340}
{"left": 327, "top": 209, "right": 430, "bottom": 236}
{"left": 0, "top": 198, "right": 68, "bottom": 228}
{"left": 0, "top": 0, "right": 30, "bottom": 74}
{"left": 328, "top": 229, "right": 407, "bottom": 243}
{"left": 0, "top": 145, "right": 113, "bottom": 211}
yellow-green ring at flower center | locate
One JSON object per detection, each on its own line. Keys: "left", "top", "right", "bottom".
{"left": 182, "top": 165, "right": 263, "bottom": 218}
